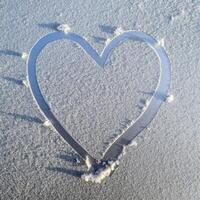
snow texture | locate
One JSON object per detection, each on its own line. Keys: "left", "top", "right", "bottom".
{"left": 81, "top": 161, "right": 119, "bottom": 183}
{"left": 22, "top": 80, "right": 29, "bottom": 88}
{"left": 1, "top": 0, "right": 200, "bottom": 199}
{"left": 142, "top": 99, "right": 150, "bottom": 111}
{"left": 57, "top": 24, "right": 71, "bottom": 33}
{"left": 157, "top": 38, "right": 165, "bottom": 47}
{"left": 43, "top": 120, "right": 52, "bottom": 127}
{"left": 166, "top": 94, "right": 174, "bottom": 103}
{"left": 21, "top": 52, "right": 28, "bottom": 60}
{"left": 85, "top": 156, "right": 93, "bottom": 170}
{"left": 114, "top": 27, "right": 124, "bottom": 36}
{"left": 129, "top": 140, "right": 138, "bottom": 147}
{"left": 105, "top": 38, "right": 112, "bottom": 46}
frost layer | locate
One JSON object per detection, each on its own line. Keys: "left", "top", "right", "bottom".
{"left": 21, "top": 52, "right": 28, "bottom": 60}
{"left": 57, "top": 24, "right": 71, "bottom": 33}
{"left": 114, "top": 27, "right": 124, "bottom": 36}
{"left": 81, "top": 161, "right": 119, "bottom": 183}
{"left": 166, "top": 94, "right": 174, "bottom": 103}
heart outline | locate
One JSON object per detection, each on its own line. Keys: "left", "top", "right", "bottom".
{"left": 26, "top": 31, "right": 171, "bottom": 167}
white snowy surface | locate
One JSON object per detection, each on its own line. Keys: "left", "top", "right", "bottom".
{"left": 43, "top": 120, "right": 52, "bottom": 128}
{"left": 56, "top": 24, "right": 71, "bottom": 33}
{"left": 166, "top": 94, "right": 174, "bottom": 103}
{"left": 114, "top": 27, "right": 124, "bottom": 36}
{"left": 1, "top": 0, "right": 200, "bottom": 199}
{"left": 105, "top": 38, "right": 112, "bottom": 46}
{"left": 21, "top": 52, "right": 28, "bottom": 61}
{"left": 81, "top": 161, "right": 119, "bottom": 183}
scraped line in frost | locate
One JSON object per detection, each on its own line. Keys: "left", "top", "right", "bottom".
{"left": 26, "top": 28, "right": 171, "bottom": 183}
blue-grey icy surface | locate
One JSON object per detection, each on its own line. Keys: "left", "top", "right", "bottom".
{"left": 0, "top": 0, "right": 200, "bottom": 199}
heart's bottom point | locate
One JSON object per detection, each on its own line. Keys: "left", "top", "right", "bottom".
{"left": 81, "top": 160, "right": 119, "bottom": 183}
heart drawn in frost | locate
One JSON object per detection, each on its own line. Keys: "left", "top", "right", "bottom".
{"left": 26, "top": 30, "right": 171, "bottom": 182}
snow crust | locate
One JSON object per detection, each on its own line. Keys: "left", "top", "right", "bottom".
{"left": 57, "top": 24, "right": 71, "bottom": 33}
{"left": 114, "top": 27, "right": 124, "bottom": 36}
{"left": 166, "top": 94, "right": 174, "bottom": 103}
{"left": 21, "top": 52, "right": 28, "bottom": 60}
{"left": 22, "top": 80, "right": 29, "bottom": 88}
{"left": 43, "top": 120, "right": 52, "bottom": 127}
{"left": 81, "top": 161, "right": 119, "bottom": 183}
{"left": 105, "top": 38, "right": 111, "bottom": 46}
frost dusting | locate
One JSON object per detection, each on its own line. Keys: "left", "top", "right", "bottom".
{"left": 22, "top": 80, "right": 29, "bottom": 88}
{"left": 105, "top": 38, "right": 111, "bottom": 46}
{"left": 85, "top": 156, "right": 93, "bottom": 170}
{"left": 157, "top": 38, "right": 165, "bottom": 47}
{"left": 81, "top": 161, "right": 119, "bottom": 183}
{"left": 114, "top": 27, "right": 124, "bottom": 36}
{"left": 43, "top": 120, "right": 52, "bottom": 127}
{"left": 165, "top": 94, "right": 174, "bottom": 103}
{"left": 129, "top": 140, "right": 138, "bottom": 147}
{"left": 21, "top": 52, "right": 28, "bottom": 60}
{"left": 57, "top": 24, "right": 71, "bottom": 33}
